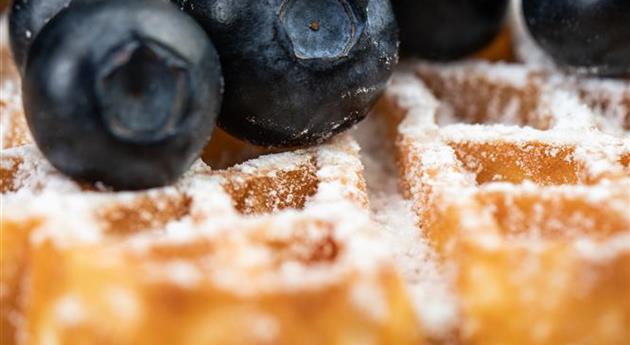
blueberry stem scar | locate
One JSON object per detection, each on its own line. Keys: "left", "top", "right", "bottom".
{"left": 95, "top": 39, "right": 192, "bottom": 144}
{"left": 279, "top": 0, "right": 362, "bottom": 59}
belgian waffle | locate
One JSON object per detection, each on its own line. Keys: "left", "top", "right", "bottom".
{"left": 0, "top": 33, "right": 423, "bottom": 344}
{"left": 376, "top": 26, "right": 630, "bottom": 345}
{"left": 4, "top": 3, "right": 630, "bottom": 344}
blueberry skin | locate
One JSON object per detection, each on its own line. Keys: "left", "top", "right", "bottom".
{"left": 23, "top": 0, "right": 222, "bottom": 190}
{"left": 173, "top": 0, "right": 398, "bottom": 147}
{"left": 523, "top": 0, "right": 630, "bottom": 76}
{"left": 392, "top": 0, "right": 508, "bottom": 61}
{"left": 9, "top": 0, "right": 73, "bottom": 74}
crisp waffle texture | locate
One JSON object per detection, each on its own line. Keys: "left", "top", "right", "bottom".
{"left": 1, "top": 96, "right": 423, "bottom": 344}
{"left": 0, "top": 34, "right": 422, "bottom": 345}
{"left": 369, "top": 4, "right": 630, "bottom": 343}
{"left": 3, "top": 3, "right": 630, "bottom": 344}
{"left": 376, "top": 55, "right": 630, "bottom": 344}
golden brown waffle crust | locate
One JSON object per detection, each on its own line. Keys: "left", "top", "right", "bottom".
{"left": 383, "top": 63, "right": 630, "bottom": 250}
{"left": 376, "top": 61, "right": 630, "bottom": 345}
{"left": 0, "top": 32, "right": 423, "bottom": 344}
{"left": 2, "top": 129, "right": 422, "bottom": 344}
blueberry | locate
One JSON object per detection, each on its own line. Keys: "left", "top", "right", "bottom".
{"left": 9, "top": 0, "right": 73, "bottom": 74}
{"left": 173, "top": 0, "right": 398, "bottom": 147}
{"left": 391, "top": 0, "right": 508, "bottom": 61}
{"left": 523, "top": 0, "right": 630, "bottom": 76}
{"left": 23, "top": 0, "right": 222, "bottom": 190}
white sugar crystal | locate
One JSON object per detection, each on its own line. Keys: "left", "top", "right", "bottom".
{"left": 575, "top": 234, "right": 630, "bottom": 263}
{"left": 248, "top": 314, "right": 279, "bottom": 343}
{"left": 351, "top": 280, "right": 388, "bottom": 322}
{"left": 163, "top": 261, "right": 203, "bottom": 288}
{"left": 54, "top": 295, "right": 86, "bottom": 326}
{"left": 106, "top": 287, "right": 141, "bottom": 322}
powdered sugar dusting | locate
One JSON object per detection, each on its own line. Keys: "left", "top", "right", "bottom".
{"left": 1, "top": 62, "right": 410, "bottom": 336}
{"left": 379, "top": 62, "right": 630, "bottom": 343}
{"left": 2, "top": 12, "right": 629, "bottom": 343}
{"left": 353, "top": 115, "right": 460, "bottom": 339}
{"left": 574, "top": 233, "right": 630, "bottom": 263}
{"left": 1, "top": 78, "right": 31, "bottom": 149}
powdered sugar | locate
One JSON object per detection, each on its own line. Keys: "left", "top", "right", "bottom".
{"left": 54, "top": 295, "right": 86, "bottom": 326}
{"left": 1, "top": 76, "right": 404, "bottom": 332}
{"left": 2, "top": 12, "right": 629, "bottom": 342}
{"left": 353, "top": 114, "right": 460, "bottom": 339}
{"left": 379, "top": 61, "right": 630, "bottom": 343}
{"left": 574, "top": 233, "right": 630, "bottom": 263}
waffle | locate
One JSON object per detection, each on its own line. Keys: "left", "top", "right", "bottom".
{"left": 0, "top": 38, "right": 423, "bottom": 344}
{"left": 5, "top": 3, "right": 630, "bottom": 343}
{"left": 376, "top": 44, "right": 630, "bottom": 344}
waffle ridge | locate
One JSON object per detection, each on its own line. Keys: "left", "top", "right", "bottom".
{"left": 0, "top": 36, "right": 421, "bottom": 344}
{"left": 377, "top": 50, "right": 630, "bottom": 344}
{"left": 4, "top": 6, "right": 630, "bottom": 344}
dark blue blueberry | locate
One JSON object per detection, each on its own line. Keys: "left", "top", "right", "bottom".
{"left": 9, "top": 0, "right": 73, "bottom": 74}
{"left": 392, "top": 0, "right": 508, "bottom": 61}
{"left": 523, "top": 0, "right": 630, "bottom": 77}
{"left": 23, "top": 0, "right": 223, "bottom": 190}
{"left": 173, "top": 0, "right": 398, "bottom": 147}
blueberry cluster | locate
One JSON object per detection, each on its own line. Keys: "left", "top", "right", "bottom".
{"left": 392, "top": 0, "right": 630, "bottom": 75}
{"left": 10, "top": 0, "right": 398, "bottom": 189}
{"left": 10, "top": 0, "right": 628, "bottom": 189}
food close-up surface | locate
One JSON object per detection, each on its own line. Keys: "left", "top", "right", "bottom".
{"left": 0, "top": 0, "right": 628, "bottom": 344}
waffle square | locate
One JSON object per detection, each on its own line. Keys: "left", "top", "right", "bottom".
{"left": 377, "top": 62, "right": 630, "bottom": 345}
